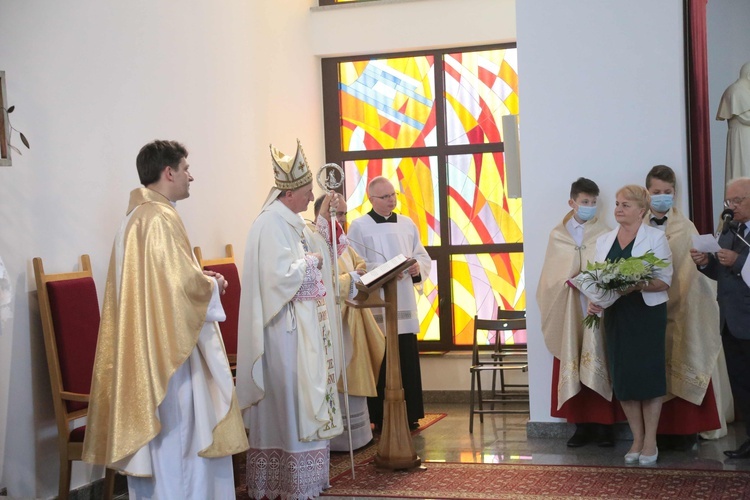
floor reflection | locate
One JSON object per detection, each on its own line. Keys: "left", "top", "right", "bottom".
{"left": 419, "top": 402, "right": 750, "bottom": 472}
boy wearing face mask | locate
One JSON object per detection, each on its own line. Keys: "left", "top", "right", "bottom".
{"left": 645, "top": 165, "right": 728, "bottom": 450}
{"left": 538, "top": 178, "right": 619, "bottom": 448}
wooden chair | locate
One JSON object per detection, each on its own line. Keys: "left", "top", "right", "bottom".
{"left": 193, "top": 244, "right": 240, "bottom": 370}
{"left": 33, "top": 255, "right": 114, "bottom": 499}
{"left": 490, "top": 308, "right": 529, "bottom": 402}
{"left": 469, "top": 313, "right": 529, "bottom": 433}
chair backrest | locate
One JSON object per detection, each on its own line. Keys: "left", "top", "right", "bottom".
{"left": 495, "top": 308, "right": 527, "bottom": 347}
{"left": 472, "top": 314, "right": 527, "bottom": 365}
{"left": 194, "top": 244, "right": 240, "bottom": 360}
{"left": 33, "top": 255, "right": 100, "bottom": 429}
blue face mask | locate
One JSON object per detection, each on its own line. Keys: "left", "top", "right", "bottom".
{"left": 650, "top": 194, "right": 674, "bottom": 213}
{"left": 575, "top": 204, "right": 597, "bottom": 221}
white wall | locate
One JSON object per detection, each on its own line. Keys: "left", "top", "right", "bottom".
{"left": 0, "top": 0, "right": 516, "bottom": 497}
{"left": 311, "top": 0, "right": 516, "bottom": 56}
{"left": 707, "top": 0, "right": 750, "bottom": 215}
{"left": 516, "top": 0, "right": 688, "bottom": 422}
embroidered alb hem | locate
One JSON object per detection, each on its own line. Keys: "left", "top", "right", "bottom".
{"left": 246, "top": 447, "right": 330, "bottom": 500}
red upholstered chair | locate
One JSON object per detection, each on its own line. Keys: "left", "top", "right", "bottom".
{"left": 194, "top": 244, "right": 240, "bottom": 370}
{"left": 33, "top": 255, "right": 114, "bottom": 500}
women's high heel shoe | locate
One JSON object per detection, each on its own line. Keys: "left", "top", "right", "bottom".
{"left": 638, "top": 448, "right": 658, "bottom": 465}
{"left": 624, "top": 451, "right": 640, "bottom": 464}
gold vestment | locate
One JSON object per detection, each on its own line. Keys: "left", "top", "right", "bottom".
{"left": 83, "top": 188, "right": 247, "bottom": 468}
{"left": 537, "top": 212, "right": 611, "bottom": 408}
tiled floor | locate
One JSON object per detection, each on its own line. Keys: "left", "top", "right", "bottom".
{"left": 108, "top": 401, "right": 750, "bottom": 499}
{"left": 418, "top": 403, "right": 750, "bottom": 472}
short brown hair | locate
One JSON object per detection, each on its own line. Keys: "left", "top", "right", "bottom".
{"left": 570, "top": 177, "right": 599, "bottom": 199}
{"left": 136, "top": 140, "right": 188, "bottom": 186}
{"left": 645, "top": 165, "right": 676, "bottom": 189}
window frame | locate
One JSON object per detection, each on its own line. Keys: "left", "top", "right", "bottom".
{"left": 321, "top": 43, "right": 522, "bottom": 351}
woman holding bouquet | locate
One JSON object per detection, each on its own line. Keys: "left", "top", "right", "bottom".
{"left": 587, "top": 185, "right": 673, "bottom": 465}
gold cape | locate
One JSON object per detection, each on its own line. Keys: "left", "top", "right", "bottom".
{"left": 83, "top": 188, "right": 247, "bottom": 467}
{"left": 650, "top": 207, "right": 721, "bottom": 405}
{"left": 537, "top": 212, "right": 612, "bottom": 408}
{"left": 336, "top": 246, "right": 385, "bottom": 397}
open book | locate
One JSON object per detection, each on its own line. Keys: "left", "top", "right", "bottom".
{"left": 360, "top": 253, "right": 408, "bottom": 288}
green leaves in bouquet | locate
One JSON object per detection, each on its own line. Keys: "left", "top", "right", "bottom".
{"left": 583, "top": 313, "right": 600, "bottom": 330}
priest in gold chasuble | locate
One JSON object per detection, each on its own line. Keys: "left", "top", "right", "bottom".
{"left": 83, "top": 141, "right": 247, "bottom": 499}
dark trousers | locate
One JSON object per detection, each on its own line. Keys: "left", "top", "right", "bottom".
{"left": 367, "top": 333, "right": 425, "bottom": 426}
{"left": 722, "top": 326, "right": 750, "bottom": 437}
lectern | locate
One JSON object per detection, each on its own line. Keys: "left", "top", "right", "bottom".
{"left": 346, "top": 256, "right": 421, "bottom": 470}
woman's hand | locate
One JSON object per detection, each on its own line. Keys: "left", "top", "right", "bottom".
{"left": 587, "top": 302, "right": 603, "bottom": 315}
{"left": 620, "top": 282, "right": 645, "bottom": 295}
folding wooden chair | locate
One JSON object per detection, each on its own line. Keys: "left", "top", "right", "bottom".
{"left": 33, "top": 255, "right": 114, "bottom": 499}
{"left": 490, "top": 308, "right": 529, "bottom": 402}
{"left": 469, "top": 313, "right": 529, "bottom": 433}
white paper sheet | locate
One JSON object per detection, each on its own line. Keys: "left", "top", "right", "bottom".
{"left": 691, "top": 234, "right": 722, "bottom": 253}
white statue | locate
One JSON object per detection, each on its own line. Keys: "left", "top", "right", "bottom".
{"left": 717, "top": 61, "right": 750, "bottom": 182}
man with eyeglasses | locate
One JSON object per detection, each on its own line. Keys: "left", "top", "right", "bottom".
{"left": 691, "top": 177, "right": 750, "bottom": 459}
{"left": 347, "top": 176, "right": 432, "bottom": 431}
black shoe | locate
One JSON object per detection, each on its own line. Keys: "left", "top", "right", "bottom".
{"left": 595, "top": 424, "right": 615, "bottom": 447}
{"left": 724, "top": 439, "right": 750, "bottom": 458}
{"left": 409, "top": 422, "right": 420, "bottom": 431}
{"left": 566, "top": 424, "right": 591, "bottom": 447}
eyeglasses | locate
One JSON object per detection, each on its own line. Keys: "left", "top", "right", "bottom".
{"left": 371, "top": 193, "right": 397, "bottom": 201}
{"left": 724, "top": 196, "right": 750, "bottom": 208}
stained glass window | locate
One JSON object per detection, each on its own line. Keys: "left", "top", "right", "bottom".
{"left": 451, "top": 253, "right": 525, "bottom": 346}
{"left": 344, "top": 156, "right": 440, "bottom": 246}
{"left": 444, "top": 49, "right": 519, "bottom": 145}
{"left": 338, "top": 57, "right": 436, "bottom": 152}
{"left": 447, "top": 152, "right": 523, "bottom": 246}
{"left": 322, "top": 44, "right": 522, "bottom": 349}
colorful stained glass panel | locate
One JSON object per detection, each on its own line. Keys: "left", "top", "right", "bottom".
{"left": 417, "top": 260, "right": 439, "bottom": 342}
{"left": 447, "top": 153, "right": 522, "bottom": 246}
{"left": 451, "top": 253, "right": 525, "bottom": 346}
{"left": 338, "top": 56, "right": 436, "bottom": 151}
{"left": 343, "top": 157, "right": 440, "bottom": 247}
{"left": 444, "top": 48, "right": 519, "bottom": 146}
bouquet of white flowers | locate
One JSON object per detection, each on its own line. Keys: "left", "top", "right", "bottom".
{"left": 570, "top": 251, "right": 669, "bottom": 329}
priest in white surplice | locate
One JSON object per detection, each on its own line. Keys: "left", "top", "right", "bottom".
{"left": 83, "top": 140, "right": 248, "bottom": 499}
{"left": 347, "top": 176, "right": 431, "bottom": 431}
{"left": 236, "top": 140, "right": 349, "bottom": 499}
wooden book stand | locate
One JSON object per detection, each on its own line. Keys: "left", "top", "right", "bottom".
{"left": 346, "top": 257, "right": 421, "bottom": 470}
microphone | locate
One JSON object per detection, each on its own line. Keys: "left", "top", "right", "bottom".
{"left": 346, "top": 237, "right": 389, "bottom": 261}
{"left": 721, "top": 209, "right": 735, "bottom": 234}
{"left": 722, "top": 208, "right": 734, "bottom": 223}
